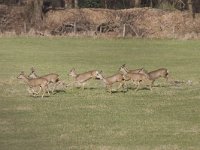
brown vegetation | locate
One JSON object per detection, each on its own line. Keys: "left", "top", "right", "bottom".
{"left": 0, "top": 4, "right": 200, "bottom": 39}
{"left": 46, "top": 8, "right": 200, "bottom": 39}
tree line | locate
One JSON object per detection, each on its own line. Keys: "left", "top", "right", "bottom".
{"left": 1, "top": 0, "right": 199, "bottom": 12}
{"left": 1, "top": 0, "right": 199, "bottom": 30}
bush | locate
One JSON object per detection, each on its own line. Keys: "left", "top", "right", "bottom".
{"left": 79, "top": 0, "right": 101, "bottom": 8}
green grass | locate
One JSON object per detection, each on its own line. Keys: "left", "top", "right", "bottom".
{"left": 0, "top": 37, "right": 200, "bottom": 150}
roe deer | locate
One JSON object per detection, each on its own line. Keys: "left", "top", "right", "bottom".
{"left": 17, "top": 71, "right": 49, "bottom": 98}
{"left": 68, "top": 68, "right": 100, "bottom": 89}
{"left": 120, "top": 68, "right": 152, "bottom": 91}
{"left": 147, "top": 68, "right": 169, "bottom": 86}
{"left": 28, "top": 67, "right": 60, "bottom": 93}
{"left": 119, "top": 64, "right": 144, "bottom": 74}
{"left": 96, "top": 71, "right": 126, "bottom": 93}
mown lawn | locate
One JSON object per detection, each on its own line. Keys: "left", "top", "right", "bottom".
{"left": 0, "top": 37, "right": 200, "bottom": 150}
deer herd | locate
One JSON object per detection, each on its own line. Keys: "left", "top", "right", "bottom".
{"left": 17, "top": 65, "right": 169, "bottom": 98}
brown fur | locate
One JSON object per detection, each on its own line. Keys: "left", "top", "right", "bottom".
{"left": 96, "top": 72, "right": 125, "bottom": 93}
{"left": 119, "top": 64, "right": 144, "bottom": 74}
{"left": 68, "top": 68, "right": 99, "bottom": 89}
{"left": 147, "top": 68, "right": 169, "bottom": 85}
{"left": 17, "top": 72, "right": 49, "bottom": 98}
{"left": 123, "top": 72, "right": 152, "bottom": 91}
{"left": 28, "top": 68, "right": 59, "bottom": 92}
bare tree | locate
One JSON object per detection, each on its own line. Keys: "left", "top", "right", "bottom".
{"left": 188, "top": 0, "right": 195, "bottom": 18}
{"left": 74, "top": 0, "right": 78, "bottom": 8}
{"left": 135, "top": 0, "right": 141, "bottom": 7}
{"left": 33, "top": 0, "right": 43, "bottom": 22}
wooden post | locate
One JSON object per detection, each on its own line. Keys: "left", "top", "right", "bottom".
{"left": 150, "top": 0, "right": 153, "bottom": 8}
{"left": 100, "top": 26, "right": 102, "bottom": 33}
{"left": 74, "top": 22, "right": 77, "bottom": 33}
{"left": 123, "top": 24, "right": 126, "bottom": 38}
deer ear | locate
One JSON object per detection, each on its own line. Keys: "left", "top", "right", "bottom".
{"left": 21, "top": 71, "right": 25, "bottom": 74}
{"left": 122, "top": 64, "right": 126, "bottom": 67}
{"left": 31, "top": 67, "right": 35, "bottom": 72}
{"left": 70, "top": 68, "right": 74, "bottom": 72}
{"left": 100, "top": 70, "right": 103, "bottom": 73}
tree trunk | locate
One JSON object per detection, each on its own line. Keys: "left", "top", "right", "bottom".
{"left": 33, "top": 0, "right": 43, "bottom": 28}
{"left": 129, "top": 0, "right": 134, "bottom": 8}
{"left": 74, "top": 0, "right": 78, "bottom": 8}
{"left": 150, "top": 0, "right": 153, "bottom": 8}
{"left": 135, "top": 0, "right": 141, "bottom": 7}
{"left": 105, "top": 0, "right": 108, "bottom": 8}
{"left": 67, "top": 0, "right": 74, "bottom": 8}
{"left": 188, "top": 0, "right": 193, "bottom": 11}
{"left": 188, "top": 0, "right": 195, "bottom": 18}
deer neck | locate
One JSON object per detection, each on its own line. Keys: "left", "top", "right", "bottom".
{"left": 21, "top": 75, "right": 30, "bottom": 84}
{"left": 102, "top": 77, "right": 109, "bottom": 85}
{"left": 121, "top": 67, "right": 128, "bottom": 75}
{"left": 71, "top": 71, "right": 78, "bottom": 78}
{"left": 124, "top": 67, "right": 129, "bottom": 72}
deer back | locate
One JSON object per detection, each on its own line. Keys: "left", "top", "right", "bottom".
{"left": 28, "top": 78, "right": 49, "bottom": 87}
{"left": 124, "top": 72, "right": 148, "bottom": 81}
{"left": 41, "top": 73, "right": 59, "bottom": 83}
{"left": 148, "top": 68, "right": 168, "bottom": 80}
{"left": 105, "top": 73, "right": 124, "bottom": 84}
{"left": 129, "top": 68, "right": 144, "bottom": 74}
{"left": 75, "top": 70, "right": 97, "bottom": 82}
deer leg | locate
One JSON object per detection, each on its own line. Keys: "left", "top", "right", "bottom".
{"left": 122, "top": 81, "right": 128, "bottom": 91}
{"left": 117, "top": 82, "right": 123, "bottom": 91}
{"left": 123, "top": 80, "right": 127, "bottom": 88}
{"left": 31, "top": 88, "right": 37, "bottom": 96}
{"left": 52, "top": 81, "right": 62, "bottom": 92}
{"left": 149, "top": 83, "right": 152, "bottom": 91}
{"left": 76, "top": 82, "right": 82, "bottom": 88}
{"left": 57, "top": 81, "right": 68, "bottom": 92}
{"left": 165, "top": 74, "right": 169, "bottom": 82}
{"left": 41, "top": 86, "right": 46, "bottom": 98}
{"left": 66, "top": 81, "right": 75, "bottom": 87}
{"left": 28, "top": 86, "right": 39, "bottom": 96}
{"left": 27, "top": 88, "right": 31, "bottom": 95}
{"left": 151, "top": 80, "right": 155, "bottom": 87}
{"left": 105, "top": 85, "right": 108, "bottom": 91}
{"left": 46, "top": 84, "right": 50, "bottom": 95}
{"left": 34, "top": 86, "right": 41, "bottom": 96}
{"left": 109, "top": 85, "right": 112, "bottom": 94}
{"left": 135, "top": 81, "right": 140, "bottom": 91}
{"left": 41, "top": 90, "right": 44, "bottom": 98}
{"left": 82, "top": 82, "right": 86, "bottom": 90}
{"left": 131, "top": 80, "right": 136, "bottom": 89}
{"left": 27, "top": 87, "right": 35, "bottom": 96}
{"left": 51, "top": 83, "right": 57, "bottom": 93}
{"left": 106, "top": 84, "right": 112, "bottom": 93}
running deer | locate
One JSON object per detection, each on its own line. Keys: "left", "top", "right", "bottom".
{"left": 119, "top": 64, "right": 144, "bottom": 74}
{"left": 96, "top": 71, "right": 126, "bottom": 93}
{"left": 28, "top": 67, "right": 60, "bottom": 93}
{"left": 147, "top": 68, "right": 169, "bottom": 86}
{"left": 120, "top": 67, "right": 152, "bottom": 91}
{"left": 17, "top": 71, "right": 49, "bottom": 98}
{"left": 68, "top": 68, "right": 100, "bottom": 89}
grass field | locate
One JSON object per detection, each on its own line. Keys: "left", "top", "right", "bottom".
{"left": 0, "top": 37, "right": 200, "bottom": 150}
